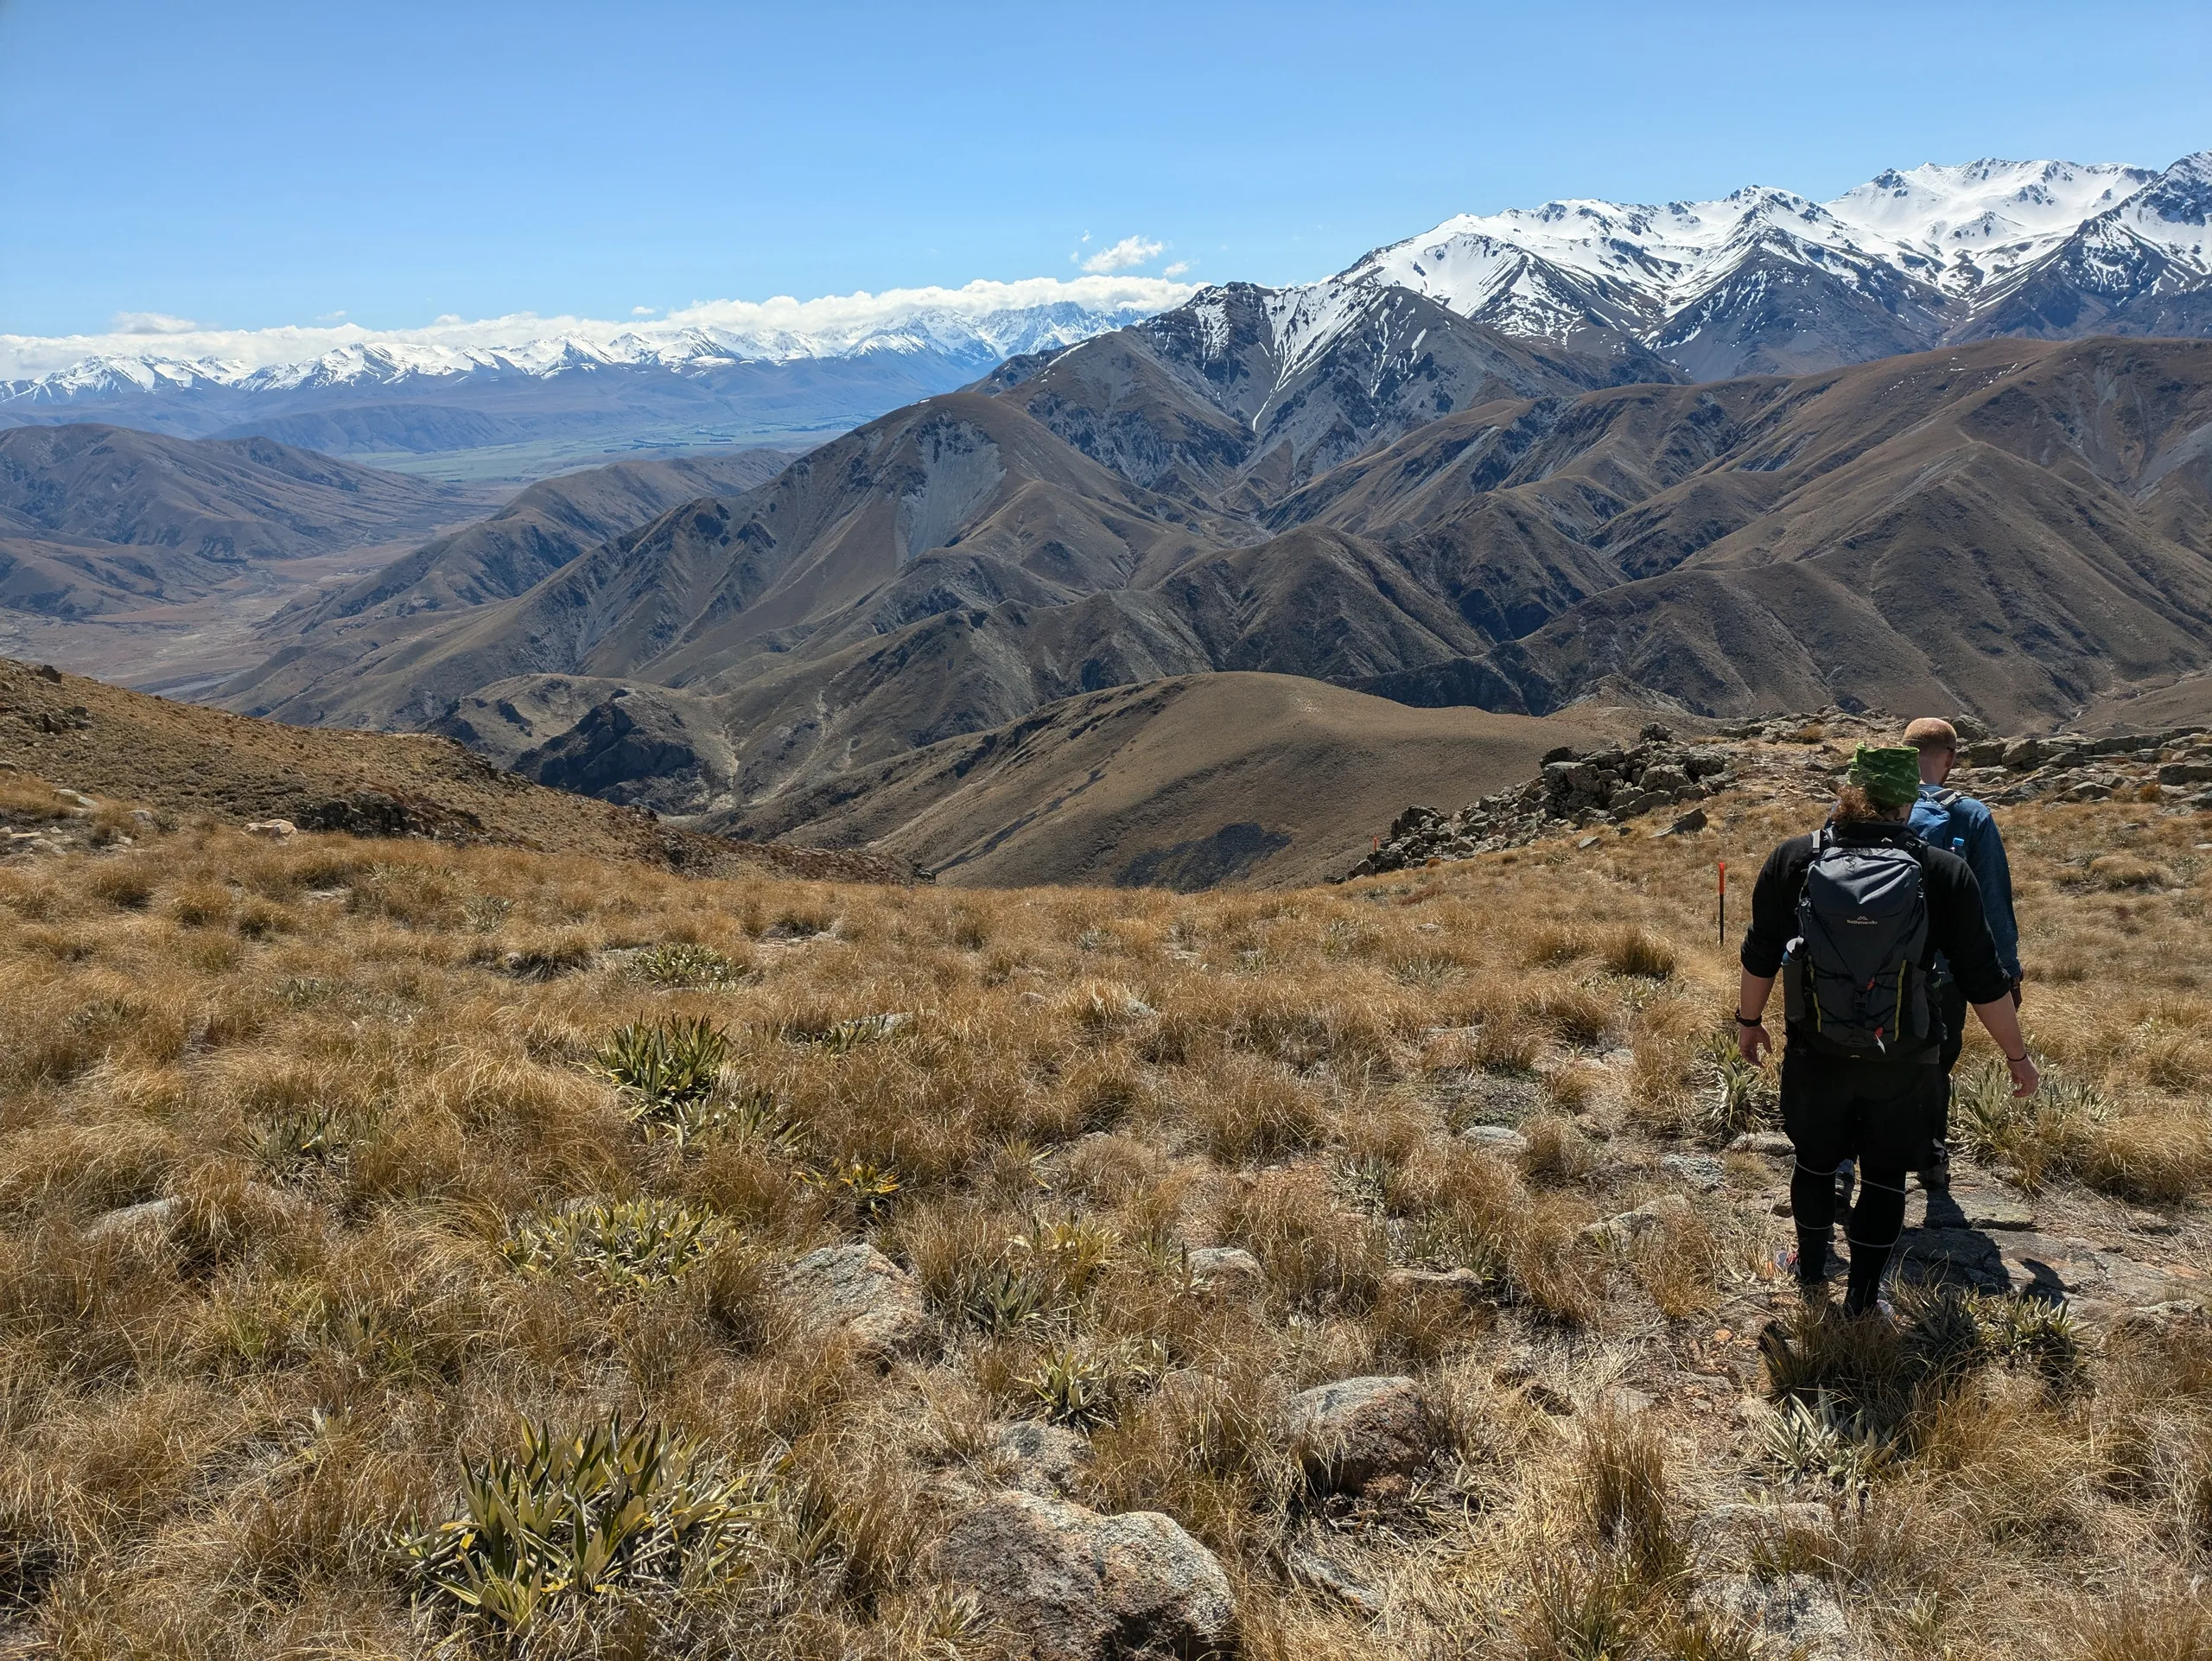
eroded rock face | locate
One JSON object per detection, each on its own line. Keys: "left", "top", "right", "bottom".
{"left": 933, "top": 1490, "right": 1236, "bottom": 1661}
{"left": 1287, "top": 1375, "right": 1438, "bottom": 1495}
{"left": 782, "top": 1243, "right": 931, "bottom": 1359}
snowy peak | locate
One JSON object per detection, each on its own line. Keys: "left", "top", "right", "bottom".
{"left": 1318, "top": 151, "right": 2212, "bottom": 379}
{"left": 1827, "top": 159, "right": 2154, "bottom": 287}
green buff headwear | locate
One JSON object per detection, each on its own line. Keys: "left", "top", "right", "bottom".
{"left": 1847, "top": 744, "right": 1922, "bottom": 809}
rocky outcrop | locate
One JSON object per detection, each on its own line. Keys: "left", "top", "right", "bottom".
{"left": 1344, "top": 710, "right": 2212, "bottom": 880}
{"left": 1344, "top": 723, "right": 1732, "bottom": 875}
{"left": 933, "top": 1490, "right": 1237, "bottom": 1661}
{"left": 782, "top": 1244, "right": 932, "bottom": 1359}
{"left": 1287, "top": 1375, "right": 1440, "bottom": 1495}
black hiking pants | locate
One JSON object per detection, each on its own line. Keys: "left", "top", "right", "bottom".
{"left": 1926, "top": 975, "right": 1967, "bottom": 1168}
{"left": 1782, "top": 1045, "right": 1935, "bottom": 1312}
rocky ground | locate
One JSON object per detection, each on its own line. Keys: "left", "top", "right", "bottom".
{"left": 1344, "top": 710, "right": 2212, "bottom": 878}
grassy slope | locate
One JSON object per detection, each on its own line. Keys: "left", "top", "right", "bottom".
{"left": 0, "top": 658, "right": 902, "bottom": 882}
{"left": 716, "top": 672, "right": 1618, "bottom": 889}
{"left": 2, "top": 750, "right": 2210, "bottom": 1657}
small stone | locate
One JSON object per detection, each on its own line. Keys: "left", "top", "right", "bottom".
{"left": 933, "top": 1491, "right": 1236, "bottom": 1661}
{"left": 1727, "top": 1131, "right": 1793, "bottom": 1155}
{"left": 1662, "top": 1153, "right": 1727, "bottom": 1192}
{"left": 1185, "top": 1245, "right": 1265, "bottom": 1295}
{"left": 783, "top": 1244, "right": 931, "bottom": 1359}
{"left": 1287, "top": 1375, "right": 1438, "bottom": 1494}
{"left": 1464, "top": 1124, "right": 1529, "bottom": 1154}
{"left": 1581, "top": 1192, "right": 1695, "bottom": 1248}
{"left": 1667, "top": 806, "right": 1709, "bottom": 835}
{"left": 245, "top": 819, "right": 298, "bottom": 839}
{"left": 1287, "top": 1541, "right": 1385, "bottom": 1616}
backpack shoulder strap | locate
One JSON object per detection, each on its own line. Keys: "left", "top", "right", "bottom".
{"left": 1929, "top": 787, "right": 1963, "bottom": 810}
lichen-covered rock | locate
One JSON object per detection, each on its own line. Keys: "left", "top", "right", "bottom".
{"left": 1694, "top": 1572, "right": 1853, "bottom": 1659}
{"left": 1287, "top": 1375, "right": 1438, "bottom": 1494}
{"left": 933, "top": 1490, "right": 1236, "bottom": 1661}
{"left": 783, "top": 1243, "right": 931, "bottom": 1358}
{"left": 995, "top": 1420, "right": 1090, "bottom": 1497}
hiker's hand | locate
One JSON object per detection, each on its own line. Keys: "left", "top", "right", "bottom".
{"left": 1738, "top": 1021, "right": 1771, "bottom": 1066}
{"left": 2007, "top": 1051, "right": 2039, "bottom": 1098}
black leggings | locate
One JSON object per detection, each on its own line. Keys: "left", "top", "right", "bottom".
{"left": 1791, "top": 1155, "right": 1907, "bottom": 1314}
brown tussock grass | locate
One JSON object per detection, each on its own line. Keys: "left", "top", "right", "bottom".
{"left": 0, "top": 791, "right": 2202, "bottom": 1655}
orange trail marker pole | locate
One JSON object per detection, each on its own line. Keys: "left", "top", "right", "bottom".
{"left": 1718, "top": 860, "right": 1726, "bottom": 947}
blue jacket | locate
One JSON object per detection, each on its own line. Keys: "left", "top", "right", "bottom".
{"left": 1909, "top": 784, "right": 2021, "bottom": 981}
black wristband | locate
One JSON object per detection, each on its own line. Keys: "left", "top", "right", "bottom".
{"left": 2004, "top": 1050, "right": 2027, "bottom": 1064}
{"left": 1735, "top": 1013, "right": 1765, "bottom": 1027}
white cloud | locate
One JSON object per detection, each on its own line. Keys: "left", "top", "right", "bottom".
{"left": 315, "top": 309, "right": 348, "bottom": 323}
{"left": 0, "top": 274, "right": 1200, "bottom": 379}
{"left": 1162, "top": 260, "right": 1192, "bottom": 277}
{"left": 111, "top": 311, "right": 198, "bottom": 335}
{"left": 631, "top": 305, "right": 658, "bottom": 316}
{"left": 1080, "top": 235, "right": 1165, "bottom": 274}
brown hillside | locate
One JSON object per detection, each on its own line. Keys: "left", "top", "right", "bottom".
{"left": 0, "top": 658, "right": 901, "bottom": 881}
{"left": 711, "top": 671, "right": 1613, "bottom": 888}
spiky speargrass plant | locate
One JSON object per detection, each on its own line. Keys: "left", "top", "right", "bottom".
{"left": 395, "top": 1416, "right": 760, "bottom": 1629}
{"left": 1026, "top": 1345, "right": 1116, "bottom": 1428}
{"left": 595, "top": 1015, "right": 730, "bottom": 1104}
{"left": 632, "top": 941, "right": 747, "bottom": 989}
{"left": 1696, "top": 1025, "right": 1778, "bottom": 1142}
{"left": 503, "top": 1197, "right": 722, "bottom": 1289}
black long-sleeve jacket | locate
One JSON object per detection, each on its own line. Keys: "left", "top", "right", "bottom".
{"left": 1738, "top": 822, "right": 2012, "bottom": 1015}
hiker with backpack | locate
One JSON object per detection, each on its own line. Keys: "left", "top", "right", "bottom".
{"left": 1904, "top": 717, "right": 2023, "bottom": 1192}
{"left": 1735, "top": 745, "right": 2037, "bottom": 1317}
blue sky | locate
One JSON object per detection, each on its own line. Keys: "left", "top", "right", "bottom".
{"left": 3, "top": 0, "right": 2209, "bottom": 344}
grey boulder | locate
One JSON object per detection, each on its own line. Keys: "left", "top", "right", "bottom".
{"left": 933, "top": 1489, "right": 1236, "bottom": 1660}
{"left": 783, "top": 1243, "right": 931, "bottom": 1359}
{"left": 1287, "top": 1374, "right": 1439, "bottom": 1494}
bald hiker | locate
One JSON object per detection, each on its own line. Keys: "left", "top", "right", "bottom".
{"left": 1903, "top": 716, "right": 2023, "bottom": 1191}
{"left": 1736, "top": 745, "right": 2038, "bottom": 1317}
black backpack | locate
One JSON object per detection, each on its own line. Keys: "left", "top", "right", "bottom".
{"left": 1783, "top": 828, "right": 1933, "bottom": 1057}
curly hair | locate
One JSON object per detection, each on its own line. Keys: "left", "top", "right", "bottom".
{"left": 1835, "top": 783, "right": 1909, "bottom": 823}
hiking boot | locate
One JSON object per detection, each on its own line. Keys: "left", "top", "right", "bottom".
{"left": 1772, "top": 1244, "right": 1831, "bottom": 1299}
{"left": 1918, "top": 1141, "right": 1952, "bottom": 1193}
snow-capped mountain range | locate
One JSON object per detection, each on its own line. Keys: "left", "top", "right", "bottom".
{"left": 1305, "top": 151, "right": 2212, "bottom": 379}
{"left": 5, "top": 152, "right": 2207, "bottom": 471}
{"left": 2, "top": 302, "right": 1139, "bottom": 408}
